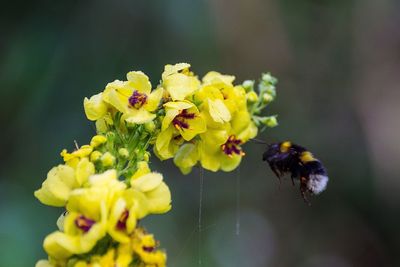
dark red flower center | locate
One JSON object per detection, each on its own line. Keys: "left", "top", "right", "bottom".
{"left": 172, "top": 109, "right": 195, "bottom": 130}
{"left": 116, "top": 210, "right": 129, "bottom": 231}
{"left": 75, "top": 215, "right": 95, "bottom": 233}
{"left": 129, "top": 90, "right": 147, "bottom": 108}
{"left": 142, "top": 246, "right": 155, "bottom": 252}
{"left": 221, "top": 135, "right": 245, "bottom": 157}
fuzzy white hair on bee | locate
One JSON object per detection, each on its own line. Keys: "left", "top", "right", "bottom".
{"left": 307, "top": 174, "right": 328, "bottom": 195}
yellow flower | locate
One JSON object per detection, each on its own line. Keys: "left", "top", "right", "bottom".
{"left": 106, "top": 163, "right": 171, "bottom": 243}
{"left": 162, "top": 63, "right": 200, "bottom": 101}
{"left": 132, "top": 228, "right": 167, "bottom": 267}
{"left": 230, "top": 106, "right": 258, "bottom": 142}
{"left": 201, "top": 71, "right": 243, "bottom": 114}
{"left": 162, "top": 101, "right": 206, "bottom": 140}
{"left": 173, "top": 143, "right": 199, "bottom": 174}
{"left": 34, "top": 165, "right": 77, "bottom": 207}
{"left": 43, "top": 170, "right": 124, "bottom": 260}
{"left": 132, "top": 175, "right": 171, "bottom": 215}
{"left": 34, "top": 157, "right": 95, "bottom": 207}
{"left": 153, "top": 126, "right": 184, "bottom": 160}
{"left": 130, "top": 162, "right": 172, "bottom": 215}
{"left": 154, "top": 100, "right": 206, "bottom": 160}
{"left": 102, "top": 71, "right": 163, "bottom": 124}
{"left": 197, "top": 128, "right": 246, "bottom": 172}
{"left": 83, "top": 170, "right": 127, "bottom": 208}
{"left": 107, "top": 195, "right": 138, "bottom": 243}
{"left": 170, "top": 117, "right": 251, "bottom": 174}
{"left": 60, "top": 145, "right": 93, "bottom": 167}
{"left": 43, "top": 206, "right": 108, "bottom": 260}
{"left": 202, "top": 71, "right": 235, "bottom": 85}
{"left": 83, "top": 92, "right": 108, "bottom": 121}
{"left": 195, "top": 84, "right": 231, "bottom": 128}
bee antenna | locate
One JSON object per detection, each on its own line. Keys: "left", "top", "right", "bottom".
{"left": 250, "top": 138, "right": 268, "bottom": 145}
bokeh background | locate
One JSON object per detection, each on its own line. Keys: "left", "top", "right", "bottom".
{"left": 1, "top": 0, "right": 400, "bottom": 266}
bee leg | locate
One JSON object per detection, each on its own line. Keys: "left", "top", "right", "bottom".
{"left": 300, "top": 176, "right": 311, "bottom": 206}
{"left": 269, "top": 163, "right": 281, "bottom": 179}
{"left": 290, "top": 174, "right": 295, "bottom": 186}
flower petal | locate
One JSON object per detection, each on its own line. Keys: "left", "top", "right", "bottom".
{"left": 83, "top": 93, "right": 108, "bottom": 121}
{"left": 126, "top": 71, "right": 151, "bottom": 94}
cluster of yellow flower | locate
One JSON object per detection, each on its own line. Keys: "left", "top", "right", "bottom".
{"left": 35, "top": 135, "right": 171, "bottom": 266}
{"left": 84, "top": 63, "right": 277, "bottom": 174}
{"left": 34, "top": 63, "right": 277, "bottom": 267}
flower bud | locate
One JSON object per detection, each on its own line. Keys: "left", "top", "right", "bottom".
{"left": 118, "top": 148, "right": 129, "bottom": 159}
{"left": 143, "top": 152, "right": 150, "bottom": 162}
{"left": 90, "top": 151, "right": 102, "bottom": 162}
{"left": 83, "top": 93, "right": 107, "bottom": 121}
{"left": 144, "top": 121, "right": 156, "bottom": 133}
{"left": 242, "top": 80, "right": 255, "bottom": 92}
{"left": 101, "top": 152, "right": 115, "bottom": 167}
{"left": 261, "top": 73, "right": 277, "bottom": 85}
{"left": 106, "top": 131, "right": 116, "bottom": 141}
{"left": 262, "top": 93, "right": 274, "bottom": 104}
{"left": 246, "top": 91, "right": 258, "bottom": 102}
{"left": 261, "top": 116, "right": 278, "bottom": 128}
{"left": 90, "top": 135, "right": 107, "bottom": 148}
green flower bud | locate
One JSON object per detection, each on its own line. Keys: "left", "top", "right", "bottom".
{"left": 258, "top": 73, "right": 277, "bottom": 99}
{"left": 261, "top": 73, "right": 277, "bottom": 85}
{"left": 242, "top": 80, "right": 255, "bottom": 92}
{"left": 106, "top": 131, "right": 116, "bottom": 142}
{"left": 262, "top": 93, "right": 274, "bottom": 104}
{"left": 260, "top": 115, "right": 278, "bottom": 128}
{"left": 246, "top": 91, "right": 259, "bottom": 102}
{"left": 101, "top": 152, "right": 115, "bottom": 167}
{"left": 118, "top": 148, "right": 129, "bottom": 159}
{"left": 144, "top": 121, "right": 156, "bottom": 133}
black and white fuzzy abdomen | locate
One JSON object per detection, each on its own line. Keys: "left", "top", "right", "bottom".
{"left": 307, "top": 174, "right": 328, "bottom": 194}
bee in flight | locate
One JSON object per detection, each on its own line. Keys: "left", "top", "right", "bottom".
{"left": 261, "top": 141, "right": 328, "bottom": 203}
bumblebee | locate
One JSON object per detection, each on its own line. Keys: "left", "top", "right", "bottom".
{"left": 262, "top": 141, "right": 328, "bottom": 203}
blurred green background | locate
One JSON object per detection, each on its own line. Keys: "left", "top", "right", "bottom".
{"left": 1, "top": 0, "right": 400, "bottom": 266}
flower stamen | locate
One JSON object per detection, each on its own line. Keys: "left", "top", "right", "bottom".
{"left": 172, "top": 109, "right": 195, "bottom": 130}
{"left": 221, "top": 135, "right": 245, "bottom": 157}
{"left": 116, "top": 210, "right": 129, "bottom": 230}
{"left": 75, "top": 215, "right": 96, "bottom": 233}
{"left": 142, "top": 246, "right": 155, "bottom": 252}
{"left": 129, "top": 90, "right": 148, "bottom": 109}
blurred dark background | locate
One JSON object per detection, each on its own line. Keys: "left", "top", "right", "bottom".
{"left": 1, "top": 0, "right": 400, "bottom": 266}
